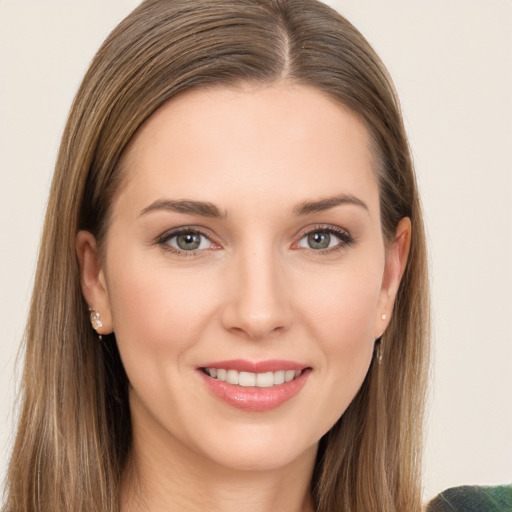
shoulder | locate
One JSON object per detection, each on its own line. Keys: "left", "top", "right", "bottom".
{"left": 427, "top": 485, "right": 512, "bottom": 512}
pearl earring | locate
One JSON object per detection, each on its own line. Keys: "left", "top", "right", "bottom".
{"left": 381, "top": 314, "right": 386, "bottom": 320}
{"left": 88, "top": 307, "right": 103, "bottom": 340}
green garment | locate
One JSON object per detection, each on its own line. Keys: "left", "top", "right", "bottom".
{"left": 427, "top": 485, "right": 512, "bottom": 512}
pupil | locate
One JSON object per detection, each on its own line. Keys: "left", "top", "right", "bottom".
{"left": 177, "top": 233, "right": 201, "bottom": 250}
{"left": 308, "top": 231, "right": 330, "bottom": 249}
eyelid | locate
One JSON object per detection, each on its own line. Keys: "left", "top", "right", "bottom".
{"left": 292, "top": 224, "right": 355, "bottom": 252}
{"left": 154, "top": 223, "right": 355, "bottom": 257}
{"left": 156, "top": 226, "right": 221, "bottom": 256}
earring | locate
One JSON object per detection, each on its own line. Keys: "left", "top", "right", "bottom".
{"left": 375, "top": 337, "right": 383, "bottom": 364}
{"left": 88, "top": 307, "right": 103, "bottom": 340}
{"left": 381, "top": 313, "right": 387, "bottom": 320}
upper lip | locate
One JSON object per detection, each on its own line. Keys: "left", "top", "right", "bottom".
{"left": 199, "top": 359, "right": 309, "bottom": 373}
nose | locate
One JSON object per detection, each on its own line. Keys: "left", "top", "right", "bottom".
{"left": 221, "top": 246, "right": 293, "bottom": 341}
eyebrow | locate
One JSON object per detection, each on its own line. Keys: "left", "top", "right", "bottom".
{"left": 292, "top": 194, "right": 368, "bottom": 215}
{"left": 138, "top": 199, "right": 225, "bottom": 218}
{"left": 138, "top": 193, "right": 368, "bottom": 219}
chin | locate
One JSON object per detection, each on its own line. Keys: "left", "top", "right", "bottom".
{"left": 203, "top": 438, "right": 317, "bottom": 473}
{"left": 183, "top": 417, "right": 321, "bottom": 473}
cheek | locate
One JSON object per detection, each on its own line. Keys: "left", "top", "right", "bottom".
{"left": 297, "top": 263, "right": 382, "bottom": 419}
{"left": 302, "top": 262, "right": 382, "bottom": 347}
{"left": 105, "top": 249, "right": 220, "bottom": 374}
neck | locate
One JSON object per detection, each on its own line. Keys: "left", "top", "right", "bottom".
{"left": 120, "top": 417, "right": 317, "bottom": 512}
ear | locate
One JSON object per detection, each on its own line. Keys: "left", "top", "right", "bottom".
{"left": 374, "top": 217, "right": 411, "bottom": 339}
{"left": 76, "top": 230, "right": 113, "bottom": 335}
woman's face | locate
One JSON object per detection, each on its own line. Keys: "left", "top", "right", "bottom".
{"left": 80, "top": 83, "right": 408, "bottom": 472}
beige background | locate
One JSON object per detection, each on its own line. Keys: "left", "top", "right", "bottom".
{"left": 1, "top": 0, "right": 511, "bottom": 502}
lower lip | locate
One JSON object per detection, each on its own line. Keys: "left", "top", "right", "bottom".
{"left": 199, "top": 369, "right": 310, "bottom": 412}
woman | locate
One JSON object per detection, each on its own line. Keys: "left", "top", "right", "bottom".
{"left": 4, "top": 1, "right": 429, "bottom": 511}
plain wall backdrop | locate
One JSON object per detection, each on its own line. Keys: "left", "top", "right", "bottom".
{"left": 1, "top": 0, "right": 511, "bottom": 502}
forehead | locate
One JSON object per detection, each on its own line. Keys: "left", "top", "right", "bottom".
{"left": 115, "top": 83, "right": 379, "bottom": 218}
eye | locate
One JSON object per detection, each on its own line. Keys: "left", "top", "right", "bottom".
{"left": 160, "top": 229, "right": 215, "bottom": 253}
{"left": 296, "top": 227, "right": 354, "bottom": 251}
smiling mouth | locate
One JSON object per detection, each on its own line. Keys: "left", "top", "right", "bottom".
{"left": 199, "top": 362, "right": 311, "bottom": 411}
{"left": 201, "top": 368, "right": 304, "bottom": 388}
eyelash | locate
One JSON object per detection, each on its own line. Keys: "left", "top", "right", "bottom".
{"left": 156, "top": 227, "right": 216, "bottom": 257}
{"left": 156, "top": 224, "right": 355, "bottom": 257}
{"left": 295, "top": 225, "right": 355, "bottom": 254}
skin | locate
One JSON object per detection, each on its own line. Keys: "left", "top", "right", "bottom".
{"left": 77, "top": 83, "right": 410, "bottom": 512}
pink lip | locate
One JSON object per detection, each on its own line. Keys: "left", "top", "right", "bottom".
{"left": 200, "top": 359, "right": 306, "bottom": 373}
{"left": 197, "top": 360, "right": 311, "bottom": 412}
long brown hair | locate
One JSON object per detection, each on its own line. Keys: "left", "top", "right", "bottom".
{"left": 4, "top": 1, "right": 429, "bottom": 511}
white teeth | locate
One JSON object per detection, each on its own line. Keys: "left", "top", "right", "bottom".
{"left": 256, "top": 371, "right": 274, "bottom": 388}
{"left": 273, "top": 370, "right": 285, "bottom": 385}
{"left": 238, "top": 371, "right": 256, "bottom": 387}
{"left": 285, "top": 370, "right": 296, "bottom": 382}
{"left": 205, "top": 368, "right": 304, "bottom": 387}
{"left": 226, "top": 369, "right": 239, "bottom": 385}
